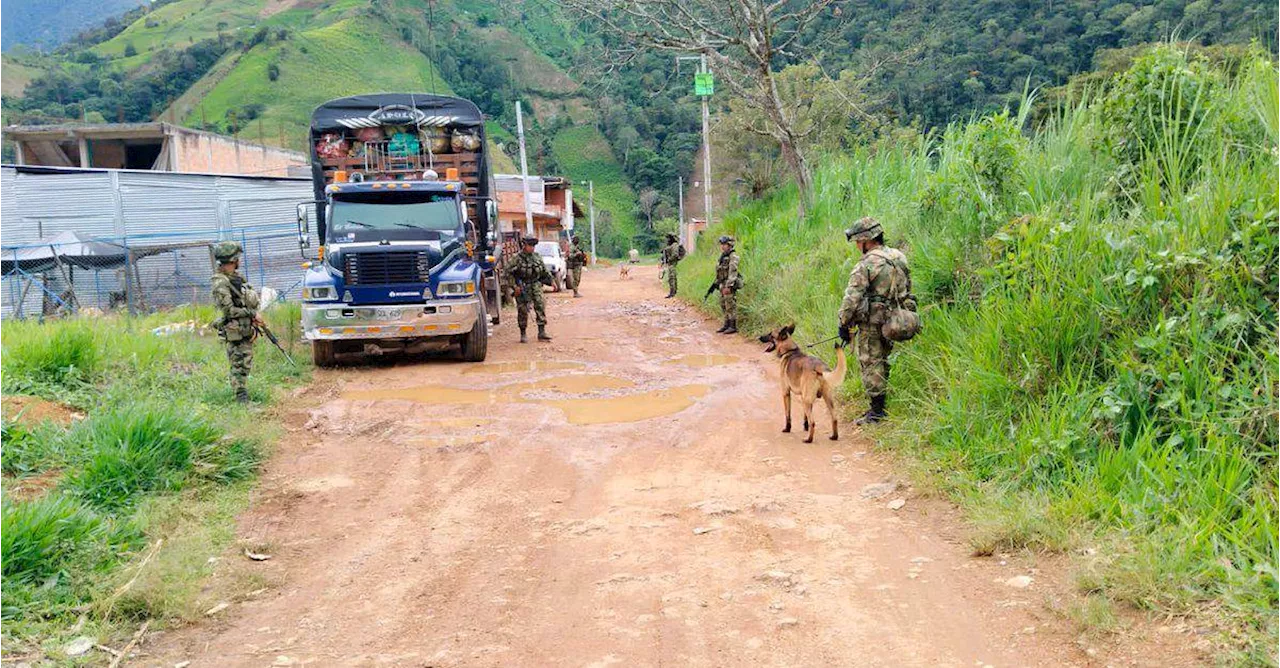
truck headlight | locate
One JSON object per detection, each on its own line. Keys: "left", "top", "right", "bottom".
{"left": 436, "top": 280, "right": 476, "bottom": 297}
{"left": 303, "top": 286, "right": 336, "bottom": 301}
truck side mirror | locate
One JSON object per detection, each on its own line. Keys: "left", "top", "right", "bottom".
{"left": 296, "top": 203, "right": 311, "bottom": 249}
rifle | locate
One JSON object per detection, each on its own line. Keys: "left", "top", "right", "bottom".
{"left": 256, "top": 323, "right": 297, "bottom": 366}
{"left": 702, "top": 281, "right": 720, "bottom": 302}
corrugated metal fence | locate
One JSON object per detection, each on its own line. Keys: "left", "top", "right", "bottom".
{"left": 1, "top": 166, "right": 318, "bottom": 319}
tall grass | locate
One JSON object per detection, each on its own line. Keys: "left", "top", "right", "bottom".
{"left": 1, "top": 302, "right": 306, "bottom": 642}
{"left": 682, "top": 44, "right": 1277, "bottom": 657}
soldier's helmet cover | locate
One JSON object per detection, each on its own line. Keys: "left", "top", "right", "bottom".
{"left": 213, "top": 241, "right": 242, "bottom": 262}
{"left": 665, "top": 233, "right": 678, "bottom": 242}
{"left": 845, "top": 216, "right": 883, "bottom": 242}
{"left": 521, "top": 235, "right": 540, "bottom": 246}
{"left": 718, "top": 235, "right": 735, "bottom": 246}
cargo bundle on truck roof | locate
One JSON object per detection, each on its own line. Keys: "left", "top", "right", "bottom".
{"left": 309, "top": 93, "right": 493, "bottom": 234}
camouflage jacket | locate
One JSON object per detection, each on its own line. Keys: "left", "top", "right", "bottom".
{"left": 837, "top": 246, "right": 913, "bottom": 327}
{"left": 715, "top": 250, "right": 741, "bottom": 289}
{"left": 509, "top": 250, "right": 552, "bottom": 287}
{"left": 661, "top": 241, "right": 685, "bottom": 266}
{"left": 211, "top": 271, "right": 259, "bottom": 342}
{"left": 566, "top": 242, "right": 588, "bottom": 268}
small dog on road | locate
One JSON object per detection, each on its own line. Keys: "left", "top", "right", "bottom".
{"left": 759, "top": 324, "right": 848, "bottom": 442}
{"left": 618, "top": 264, "right": 632, "bottom": 280}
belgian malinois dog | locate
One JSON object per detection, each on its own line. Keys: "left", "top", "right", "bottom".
{"left": 759, "top": 324, "right": 848, "bottom": 442}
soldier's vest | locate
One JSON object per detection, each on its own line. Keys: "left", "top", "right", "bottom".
{"left": 220, "top": 274, "right": 260, "bottom": 342}
{"left": 865, "top": 249, "right": 920, "bottom": 341}
{"left": 716, "top": 252, "right": 743, "bottom": 291}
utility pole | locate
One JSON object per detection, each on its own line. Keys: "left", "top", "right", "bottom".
{"left": 699, "top": 52, "right": 713, "bottom": 229}
{"left": 588, "top": 181, "right": 597, "bottom": 265}
{"left": 515, "top": 101, "right": 534, "bottom": 236}
{"left": 677, "top": 51, "right": 717, "bottom": 235}
{"left": 677, "top": 175, "right": 685, "bottom": 248}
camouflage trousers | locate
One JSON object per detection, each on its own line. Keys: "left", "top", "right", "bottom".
{"left": 719, "top": 289, "right": 737, "bottom": 320}
{"left": 224, "top": 338, "right": 255, "bottom": 395}
{"left": 856, "top": 325, "right": 893, "bottom": 398}
{"left": 566, "top": 266, "right": 583, "bottom": 291}
{"left": 516, "top": 285, "right": 548, "bottom": 329}
{"left": 666, "top": 265, "right": 678, "bottom": 293}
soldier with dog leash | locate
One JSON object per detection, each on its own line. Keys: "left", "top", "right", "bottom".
{"left": 837, "top": 217, "right": 921, "bottom": 425}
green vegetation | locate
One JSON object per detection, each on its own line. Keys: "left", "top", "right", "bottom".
{"left": 1, "top": 0, "right": 147, "bottom": 54}
{"left": 1, "top": 305, "right": 308, "bottom": 652}
{"left": 680, "top": 45, "right": 1277, "bottom": 661}
{"left": 183, "top": 16, "right": 451, "bottom": 146}
{"left": 551, "top": 125, "right": 638, "bottom": 257}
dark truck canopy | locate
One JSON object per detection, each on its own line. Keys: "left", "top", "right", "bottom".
{"left": 310, "top": 94, "right": 485, "bottom": 132}
{"left": 308, "top": 93, "right": 493, "bottom": 251}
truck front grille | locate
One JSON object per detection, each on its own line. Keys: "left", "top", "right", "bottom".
{"left": 343, "top": 251, "right": 429, "bottom": 285}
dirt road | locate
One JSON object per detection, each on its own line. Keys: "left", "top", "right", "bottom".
{"left": 151, "top": 265, "right": 1105, "bottom": 667}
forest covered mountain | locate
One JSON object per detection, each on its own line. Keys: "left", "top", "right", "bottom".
{"left": 1, "top": 0, "right": 146, "bottom": 53}
{"left": 1, "top": 0, "right": 1275, "bottom": 254}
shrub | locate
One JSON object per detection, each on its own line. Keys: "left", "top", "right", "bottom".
{"left": 1, "top": 496, "right": 107, "bottom": 585}
{"left": 63, "top": 406, "right": 223, "bottom": 510}
{"left": 1, "top": 322, "right": 98, "bottom": 393}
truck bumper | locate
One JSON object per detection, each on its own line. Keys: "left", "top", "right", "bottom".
{"left": 302, "top": 299, "right": 480, "bottom": 340}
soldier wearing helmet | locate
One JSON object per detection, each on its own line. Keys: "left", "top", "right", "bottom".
{"left": 210, "top": 241, "right": 263, "bottom": 403}
{"left": 565, "top": 234, "right": 588, "bottom": 298}
{"left": 509, "top": 235, "right": 554, "bottom": 343}
{"left": 714, "top": 235, "right": 741, "bottom": 334}
{"left": 837, "top": 217, "right": 915, "bottom": 425}
{"left": 660, "top": 232, "right": 685, "bottom": 299}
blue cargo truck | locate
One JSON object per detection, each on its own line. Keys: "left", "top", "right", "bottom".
{"left": 295, "top": 94, "right": 502, "bottom": 366}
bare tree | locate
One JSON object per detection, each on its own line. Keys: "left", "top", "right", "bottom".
{"left": 636, "top": 188, "right": 663, "bottom": 229}
{"left": 559, "top": 0, "right": 844, "bottom": 218}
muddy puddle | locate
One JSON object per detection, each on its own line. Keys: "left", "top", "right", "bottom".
{"left": 663, "top": 354, "right": 741, "bottom": 367}
{"left": 344, "top": 376, "right": 708, "bottom": 425}
{"left": 541, "top": 385, "right": 711, "bottom": 425}
{"left": 462, "top": 361, "right": 585, "bottom": 375}
{"left": 344, "top": 374, "right": 632, "bottom": 405}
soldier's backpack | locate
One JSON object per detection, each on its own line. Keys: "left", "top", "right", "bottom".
{"left": 879, "top": 256, "right": 921, "bottom": 342}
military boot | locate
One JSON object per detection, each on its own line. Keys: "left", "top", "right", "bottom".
{"left": 855, "top": 395, "right": 887, "bottom": 425}
{"left": 715, "top": 319, "right": 730, "bottom": 333}
{"left": 722, "top": 319, "right": 738, "bottom": 335}
{"left": 573, "top": 289, "right": 581, "bottom": 298}
{"left": 665, "top": 289, "right": 676, "bottom": 299}
{"left": 537, "top": 325, "right": 553, "bottom": 341}
{"left": 235, "top": 388, "right": 249, "bottom": 404}
{"left": 519, "top": 328, "right": 528, "bottom": 343}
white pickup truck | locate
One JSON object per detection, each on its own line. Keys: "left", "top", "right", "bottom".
{"left": 535, "top": 241, "right": 566, "bottom": 292}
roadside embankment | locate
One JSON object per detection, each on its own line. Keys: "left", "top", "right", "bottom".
{"left": 679, "top": 44, "right": 1278, "bottom": 662}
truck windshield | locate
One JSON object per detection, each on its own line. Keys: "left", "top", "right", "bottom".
{"left": 329, "top": 192, "right": 460, "bottom": 237}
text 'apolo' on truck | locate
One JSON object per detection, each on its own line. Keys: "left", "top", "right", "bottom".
{"left": 295, "top": 93, "right": 502, "bottom": 366}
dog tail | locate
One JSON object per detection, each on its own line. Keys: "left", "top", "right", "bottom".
{"left": 823, "top": 344, "right": 848, "bottom": 388}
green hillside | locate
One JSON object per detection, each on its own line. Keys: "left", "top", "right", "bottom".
{"left": 178, "top": 16, "right": 452, "bottom": 148}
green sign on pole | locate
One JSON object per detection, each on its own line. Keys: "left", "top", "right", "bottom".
{"left": 694, "top": 72, "right": 714, "bottom": 96}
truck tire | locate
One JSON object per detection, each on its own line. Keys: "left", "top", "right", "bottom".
{"left": 312, "top": 339, "right": 337, "bottom": 367}
{"left": 460, "top": 300, "right": 488, "bottom": 362}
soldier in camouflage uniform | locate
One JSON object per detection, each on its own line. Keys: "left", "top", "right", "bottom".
{"left": 210, "top": 241, "right": 262, "bottom": 403}
{"left": 660, "top": 233, "right": 685, "bottom": 299}
{"left": 714, "top": 235, "right": 741, "bottom": 335}
{"left": 837, "top": 217, "right": 915, "bottom": 425}
{"left": 565, "top": 235, "right": 588, "bottom": 298}
{"left": 509, "top": 236, "right": 553, "bottom": 343}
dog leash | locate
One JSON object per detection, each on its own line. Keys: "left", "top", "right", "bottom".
{"left": 804, "top": 335, "right": 841, "bottom": 348}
